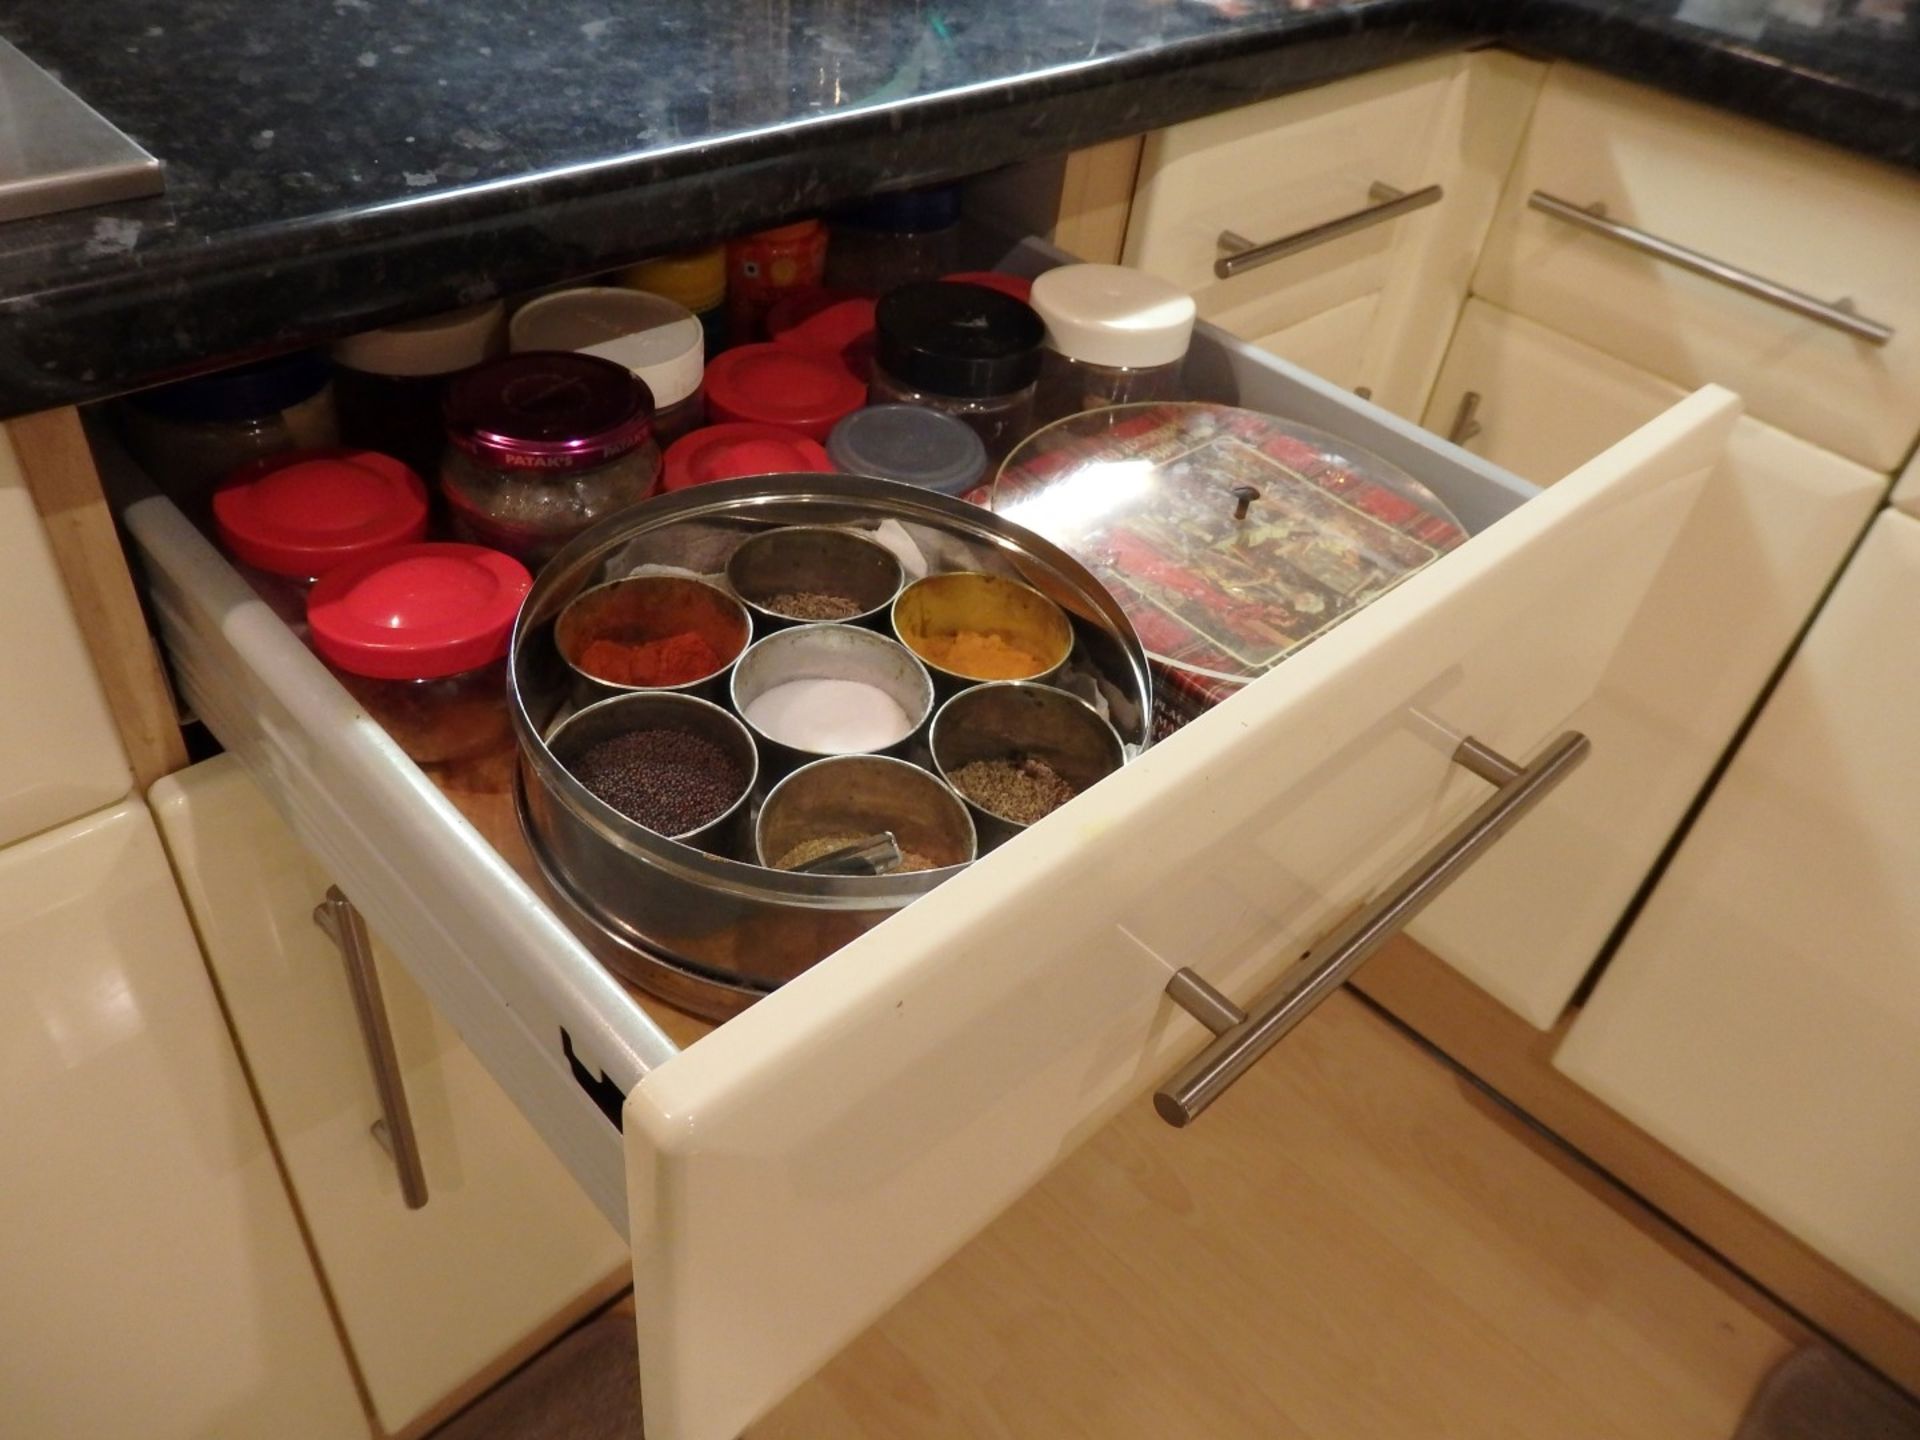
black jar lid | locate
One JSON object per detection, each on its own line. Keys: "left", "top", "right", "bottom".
{"left": 874, "top": 282, "right": 1045, "bottom": 399}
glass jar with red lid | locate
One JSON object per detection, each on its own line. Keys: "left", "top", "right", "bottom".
{"left": 307, "top": 542, "right": 532, "bottom": 766}
{"left": 701, "top": 343, "right": 864, "bottom": 442}
{"left": 441, "top": 351, "right": 659, "bottom": 569}
{"left": 211, "top": 448, "right": 430, "bottom": 625}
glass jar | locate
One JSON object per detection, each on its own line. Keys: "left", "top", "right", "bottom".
{"left": 726, "top": 221, "right": 828, "bottom": 342}
{"left": 825, "top": 183, "right": 963, "bottom": 296}
{"left": 702, "top": 343, "right": 865, "bottom": 442}
{"left": 211, "top": 449, "right": 430, "bottom": 626}
{"left": 509, "top": 287, "right": 706, "bottom": 446}
{"left": 826, "top": 405, "right": 987, "bottom": 496}
{"left": 441, "top": 352, "right": 659, "bottom": 569}
{"left": 1028, "top": 263, "right": 1196, "bottom": 424}
{"left": 120, "top": 352, "right": 340, "bottom": 515}
{"left": 870, "top": 282, "right": 1045, "bottom": 462}
{"left": 330, "top": 301, "right": 504, "bottom": 481}
{"left": 307, "top": 543, "right": 532, "bottom": 766}
{"left": 621, "top": 247, "right": 727, "bottom": 358}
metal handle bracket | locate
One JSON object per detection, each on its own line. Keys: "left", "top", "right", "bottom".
{"left": 315, "top": 886, "right": 430, "bottom": 1208}
{"left": 1155, "top": 731, "right": 1590, "bottom": 1127}
{"left": 1216, "top": 181, "right": 1442, "bottom": 280}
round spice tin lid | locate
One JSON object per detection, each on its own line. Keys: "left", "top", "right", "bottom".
{"left": 662, "top": 422, "right": 832, "bottom": 492}
{"left": 826, "top": 405, "right": 986, "bottom": 496}
{"left": 444, "top": 351, "right": 654, "bottom": 472}
{"left": 873, "top": 281, "right": 1045, "bottom": 399}
{"left": 330, "top": 300, "right": 504, "bottom": 378}
{"left": 212, "top": 449, "right": 429, "bottom": 578}
{"left": 508, "top": 288, "right": 704, "bottom": 408}
{"left": 308, "top": 542, "right": 532, "bottom": 681}
{"left": 1030, "top": 263, "right": 1197, "bottom": 370}
{"left": 701, "top": 343, "right": 865, "bottom": 441}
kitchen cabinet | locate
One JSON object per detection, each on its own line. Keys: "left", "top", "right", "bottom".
{"left": 1124, "top": 50, "right": 1544, "bottom": 420}
{"left": 0, "top": 799, "right": 366, "bottom": 1440}
{"left": 150, "top": 756, "right": 629, "bottom": 1437}
{"left": 1557, "top": 509, "right": 1920, "bottom": 1324}
{"left": 0, "top": 422, "right": 131, "bottom": 846}
{"left": 122, "top": 264, "right": 1747, "bottom": 1437}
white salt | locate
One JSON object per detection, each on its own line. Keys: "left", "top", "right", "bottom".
{"left": 745, "top": 678, "right": 913, "bottom": 753}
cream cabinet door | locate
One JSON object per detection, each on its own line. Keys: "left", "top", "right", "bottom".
{"left": 1474, "top": 66, "right": 1920, "bottom": 473}
{"left": 0, "top": 800, "right": 365, "bottom": 1440}
{"left": 0, "top": 427, "right": 130, "bottom": 846}
{"left": 1126, "top": 51, "right": 1543, "bottom": 418}
{"left": 1558, "top": 510, "right": 1920, "bottom": 1320}
{"left": 151, "top": 757, "right": 628, "bottom": 1436}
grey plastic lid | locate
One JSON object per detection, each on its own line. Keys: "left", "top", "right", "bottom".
{"left": 827, "top": 405, "right": 988, "bottom": 496}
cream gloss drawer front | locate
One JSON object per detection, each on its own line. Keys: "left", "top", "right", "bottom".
{"left": 1474, "top": 66, "right": 1920, "bottom": 473}
{"left": 121, "top": 285, "right": 1734, "bottom": 1440}
{"left": 0, "top": 425, "right": 131, "bottom": 846}
{"left": 150, "top": 756, "right": 628, "bottom": 1436}
{"left": 1558, "top": 510, "right": 1920, "bottom": 1321}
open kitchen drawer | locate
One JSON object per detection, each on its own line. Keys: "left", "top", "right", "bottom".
{"left": 120, "top": 239, "right": 1739, "bottom": 1440}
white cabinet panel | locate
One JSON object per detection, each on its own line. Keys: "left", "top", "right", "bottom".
{"left": 1247, "top": 291, "right": 1378, "bottom": 395}
{"left": 1891, "top": 452, "right": 1920, "bottom": 518}
{"left": 0, "top": 800, "right": 364, "bottom": 1440}
{"left": 1558, "top": 511, "right": 1920, "bottom": 1320}
{"left": 0, "top": 428, "right": 130, "bottom": 846}
{"left": 151, "top": 758, "right": 627, "bottom": 1435}
{"left": 1475, "top": 66, "right": 1920, "bottom": 472}
{"left": 1127, "top": 52, "right": 1543, "bottom": 418}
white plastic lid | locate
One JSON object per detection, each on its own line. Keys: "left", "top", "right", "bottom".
{"left": 508, "top": 287, "right": 704, "bottom": 408}
{"left": 330, "top": 300, "right": 505, "bottom": 378}
{"left": 1029, "top": 264, "right": 1197, "bottom": 370}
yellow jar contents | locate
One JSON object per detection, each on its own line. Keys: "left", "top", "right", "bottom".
{"left": 918, "top": 630, "right": 1047, "bottom": 679}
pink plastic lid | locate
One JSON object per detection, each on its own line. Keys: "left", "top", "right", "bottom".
{"left": 661, "top": 422, "right": 832, "bottom": 492}
{"left": 942, "top": 271, "right": 1034, "bottom": 303}
{"left": 701, "top": 343, "right": 865, "bottom": 441}
{"left": 212, "top": 449, "right": 429, "bottom": 579}
{"left": 307, "top": 542, "right": 532, "bottom": 680}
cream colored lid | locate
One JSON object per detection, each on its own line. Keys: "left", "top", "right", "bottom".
{"left": 508, "top": 287, "right": 704, "bottom": 408}
{"left": 330, "top": 300, "right": 505, "bottom": 378}
{"left": 1029, "top": 264, "right": 1196, "bottom": 370}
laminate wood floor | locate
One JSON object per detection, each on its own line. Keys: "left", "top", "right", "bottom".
{"left": 745, "top": 991, "right": 1797, "bottom": 1440}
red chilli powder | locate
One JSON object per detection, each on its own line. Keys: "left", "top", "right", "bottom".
{"left": 580, "top": 632, "right": 726, "bottom": 687}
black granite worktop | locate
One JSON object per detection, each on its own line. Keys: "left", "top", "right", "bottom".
{"left": 0, "top": 0, "right": 1914, "bottom": 418}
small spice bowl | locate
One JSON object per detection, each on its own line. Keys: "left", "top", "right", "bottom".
{"left": 548, "top": 691, "right": 759, "bottom": 853}
{"left": 730, "top": 623, "right": 936, "bottom": 781}
{"left": 930, "top": 681, "right": 1125, "bottom": 850}
{"left": 555, "top": 573, "right": 752, "bottom": 705}
{"left": 892, "top": 571, "right": 1074, "bottom": 693}
{"left": 754, "top": 753, "right": 977, "bottom": 874}
{"left": 724, "top": 525, "right": 904, "bottom": 630}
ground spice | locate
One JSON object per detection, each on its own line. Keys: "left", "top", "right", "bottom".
{"left": 571, "top": 727, "right": 745, "bottom": 836}
{"left": 763, "top": 590, "right": 862, "bottom": 621}
{"left": 578, "top": 631, "right": 726, "bottom": 687}
{"left": 917, "top": 629, "right": 1047, "bottom": 679}
{"left": 951, "top": 756, "right": 1077, "bottom": 825}
{"left": 774, "top": 833, "right": 939, "bottom": 873}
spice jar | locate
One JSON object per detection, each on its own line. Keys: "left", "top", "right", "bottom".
{"left": 870, "top": 282, "right": 1045, "bottom": 462}
{"left": 441, "top": 351, "right": 659, "bottom": 569}
{"left": 120, "top": 352, "right": 341, "bottom": 514}
{"left": 509, "top": 288, "right": 706, "bottom": 445}
{"left": 1029, "top": 264, "right": 1196, "bottom": 424}
{"left": 702, "top": 343, "right": 865, "bottom": 442}
{"left": 725, "top": 221, "right": 828, "bottom": 342}
{"left": 661, "top": 422, "right": 832, "bottom": 493}
{"left": 767, "top": 291, "right": 876, "bottom": 381}
{"left": 620, "top": 246, "right": 727, "bottom": 358}
{"left": 211, "top": 449, "right": 430, "bottom": 625}
{"left": 825, "top": 183, "right": 963, "bottom": 296}
{"left": 331, "top": 301, "right": 504, "bottom": 481}
{"left": 826, "top": 405, "right": 987, "bottom": 496}
{"left": 307, "top": 542, "right": 532, "bottom": 766}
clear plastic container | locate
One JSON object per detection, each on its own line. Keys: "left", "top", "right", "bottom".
{"left": 826, "top": 405, "right": 987, "bottom": 496}
{"left": 508, "top": 288, "right": 706, "bottom": 446}
{"left": 1028, "top": 264, "right": 1196, "bottom": 424}
{"left": 307, "top": 543, "right": 532, "bottom": 765}
{"left": 441, "top": 352, "right": 659, "bottom": 569}
{"left": 825, "top": 184, "right": 963, "bottom": 296}
{"left": 330, "top": 301, "right": 504, "bottom": 481}
{"left": 870, "top": 282, "right": 1045, "bottom": 462}
{"left": 120, "top": 353, "right": 340, "bottom": 515}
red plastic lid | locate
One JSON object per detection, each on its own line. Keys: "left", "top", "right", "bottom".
{"left": 661, "top": 422, "right": 832, "bottom": 492}
{"left": 701, "top": 343, "right": 865, "bottom": 441}
{"left": 768, "top": 291, "right": 877, "bottom": 381}
{"left": 212, "top": 449, "right": 429, "bottom": 578}
{"left": 307, "top": 542, "right": 532, "bottom": 681}
{"left": 943, "top": 271, "right": 1034, "bottom": 303}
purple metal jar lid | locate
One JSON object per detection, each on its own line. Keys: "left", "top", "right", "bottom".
{"left": 444, "top": 350, "right": 654, "bottom": 472}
